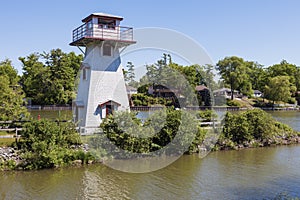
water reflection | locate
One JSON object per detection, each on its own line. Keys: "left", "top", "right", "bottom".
{"left": 1, "top": 145, "right": 300, "bottom": 199}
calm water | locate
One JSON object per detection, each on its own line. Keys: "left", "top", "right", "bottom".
{"left": 0, "top": 111, "right": 299, "bottom": 199}
{"left": 266, "top": 111, "right": 300, "bottom": 131}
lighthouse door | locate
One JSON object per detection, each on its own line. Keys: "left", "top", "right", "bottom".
{"left": 106, "top": 104, "right": 112, "bottom": 116}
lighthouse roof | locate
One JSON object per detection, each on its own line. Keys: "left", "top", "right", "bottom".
{"left": 82, "top": 12, "right": 124, "bottom": 22}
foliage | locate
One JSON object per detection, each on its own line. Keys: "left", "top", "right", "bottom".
{"left": 221, "top": 109, "right": 297, "bottom": 145}
{"left": 131, "top": 93, "right": 172, "bottom": 106}
{"left": 264, "top": 76, "right": 297, "bottom": 104}
{"left": 96, "top": 109, "right": 204, "bottom": 158}
{"left": 226, "top": 99, "right": 242, "bottom": 107}
{"left": 0, "top": 60, "right": 28, "bottom": 121}
{"left": 216, "top": 56, "right": 253, "bottom": 99}
{"left": 18, "top": 119, "right": 84, "bottom": 169}
{"left": 19, "top": 49, "right": 83, "bottom": 105}
{"left": 0, "top": 159, "right": 16, "bottom": 171}
{"left": 197, "top": 109, "right": 218, "bottom": 122}
{"left": 136, "top": 54, "right": 217, "bottom": 107}
{"left": 124, "top": 61, "right": 136, "bottom": 87}
{"left": 248, "top": 61, "right": 267, "bottom": 92}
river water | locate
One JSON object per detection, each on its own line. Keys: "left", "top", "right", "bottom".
{"left": 0, "top": 111, "right": 300, "bottom": 199}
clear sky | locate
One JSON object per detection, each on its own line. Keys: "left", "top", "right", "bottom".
{"left": 1, "top": 0, "right": 300, "bottom": 73}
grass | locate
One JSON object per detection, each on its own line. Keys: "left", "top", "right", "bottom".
{"left": 0, "top": 132, "right": 15, "bottom": 136}
{"left": 0, "top": 138, "right": 15, "bottom": 147}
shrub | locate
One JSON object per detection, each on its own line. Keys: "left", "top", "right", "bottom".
{"left": 99, "top": 109, "right": 202, "bottom": 157}
{"left": 18, "top": 119, "right": 87, "bottom": 169}
{"left": 226, "top": 99, "right": 241, "bottom": 107}
{"left": 197, "top": 109, "right": 217, "bottom": 122}
{"left": 221, "top": 109, "right": 298, "bottom": 145}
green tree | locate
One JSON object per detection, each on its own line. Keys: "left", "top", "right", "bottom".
{"left": 216, "top": 56, "right": 253, "bottom": 99}
{"left": 125, "top": 61, "right": 136, "bottom": 87}
{"left": 267, "top": 60, "right": 297, "bottom": 80}
{"left": 19, "top": 53, "right": 49, "bottom": 105}
{"left": 203, "top": 64, "right": 218, "bottom": 91}
{"left": 264, "top": 76, "right": 296, "bottom": 105}
{"left": 0, "top": 59, "right": 19, "bottom": 85}
{"left": 20, "top": 49, "right": 82, "bottom": 105}
{"left": 0, "top": 60, "right": 28, "bottom": 121}
{"left": 267, "top": 60, "right": 299, "bottom": 92}
{"left": 248, "top": 61, "right": 267, "bottom": 92}
{"left": 295, "top": 67, "right": 300, "bottom": 91}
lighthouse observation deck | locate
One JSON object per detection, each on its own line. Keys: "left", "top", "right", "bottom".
{"left": 70, "top": 23, "right": 135, "bottom": 46}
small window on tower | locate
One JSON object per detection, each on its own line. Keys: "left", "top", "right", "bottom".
{"left": 103, "top": 44, "right": 112, "bottom": 56}
{"left": 82, "top": 68, "right": 87, "bottom": 80}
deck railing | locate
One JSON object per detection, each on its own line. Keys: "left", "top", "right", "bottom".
{"left": 72, "top": 23, "right": 134, "bottom": 42}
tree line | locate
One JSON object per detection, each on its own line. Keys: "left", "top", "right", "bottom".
{"left": 1, "top": 50, "right": 300, "bottom": 121}
{"left": 125, "top": 54, "right": 300, "bottom": 106}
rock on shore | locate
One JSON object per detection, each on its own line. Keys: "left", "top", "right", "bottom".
{"left": 0, "top": 147, "right": 22, "bottom": 165}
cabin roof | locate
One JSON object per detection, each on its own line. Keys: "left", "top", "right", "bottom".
{"left": 213, "top": 88, "right": 239, "bottom": 93}
{"left": 82, "top": 12, "right": 124, "bottom": 22}
{"left": 195, "top": 85, "right": 208, "bottom": 91}
{"left": 99, "top": 100, "right": 121, "bottom": 107}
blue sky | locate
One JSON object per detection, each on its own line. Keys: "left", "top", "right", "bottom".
{"left": 1, "top": 0, "right": 300, "bottom": 73}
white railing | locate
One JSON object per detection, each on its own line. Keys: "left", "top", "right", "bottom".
{"left": 72, "top": 23, "right": 134, "bottom": 42}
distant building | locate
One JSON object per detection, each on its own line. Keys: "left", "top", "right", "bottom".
{"left": 148, "top": 85, "right": 182, "bottom": 108}
{"left": 213, "top": 88, "right": 240, "bottom": 99}
{"left": 195, "top": 85, "right": 211, "bottom": 106}
{"left": 148, "top": 85, "right": 180, "bottom": 98}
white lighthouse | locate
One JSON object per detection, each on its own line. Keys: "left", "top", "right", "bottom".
{"left": 70, "top": 13, "right": 136, "bottom": 134}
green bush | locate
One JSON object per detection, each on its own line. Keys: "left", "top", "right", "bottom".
{"left": 226, "top": 99, "right": 241, "bottom": 107}
{"left": 99, "top": 109, "right": 202, "bottom": 157}
{"left": 221, "top": 109, "right": 298, "bottom": 145}
{"left": 18, "top": 119, "right": 89, "bottom": 170}
{"left": 288, "top": 97, "right": 296, "bottom": 104}
{"left": 197, "top": 109, "right": 217, "bottom": 122}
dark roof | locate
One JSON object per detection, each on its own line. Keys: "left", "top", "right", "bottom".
{"left": 82, "top": 13, "right": 123, "bottom": 22}
{"left": 99, "top": 100, "right": 121, "bottom": 106}
{"left": 195, "top": 85, "right": 208, "bottom": 91}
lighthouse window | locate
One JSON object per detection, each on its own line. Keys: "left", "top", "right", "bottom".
{"left": 103, "top": 44, "right": 112, "bottom": 56}
{"left": 82, "top": 68, "right": 87, "bottom": 80}
{"left": 98, "top": 18, "right": 115, "bottom": 29}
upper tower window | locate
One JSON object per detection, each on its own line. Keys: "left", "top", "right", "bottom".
{"left": 98, "top": 18, "right": 116, "bottom": 29}
{"left": 103, "top": 44, "right": 112, "bottom": 56}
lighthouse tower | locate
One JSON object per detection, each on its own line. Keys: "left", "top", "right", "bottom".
{"left": 70, "top": 13, "right": 136, "bottom": 134}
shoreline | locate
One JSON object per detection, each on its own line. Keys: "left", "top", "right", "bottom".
{"left": 2, "top": 136, "right": 300, "bottom": 171}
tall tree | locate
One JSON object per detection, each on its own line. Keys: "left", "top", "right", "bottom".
{"left": 19, "top": 53, "right": 49, "bottom": 105}
{"left": 247, "top": 61, "right": 267, "bottom": 92}
{"left": 20, "top": 49, "right": 82, "bottom": 105}
{"left": 0, "top": 59, "right": 19, "bottom": 86}
{"left": 267, "top": 60, "right": 297, "bottom": 79}
{"left": 203, "top": 64, "right": 218, "bottom": 91}
{"left": 0, "top": 60, "right": 28, "bottom": 120}
{"left": 264, "top": 76, "right": 296, "bottom": 105}
{"left": 216, "top": 56, "right": 252, "bottom": 99}
{"left": 126, "top": 62, "right": 136, "bottom": 86}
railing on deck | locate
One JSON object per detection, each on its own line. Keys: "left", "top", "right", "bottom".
{"left": 72, "top": 23, "right": 134, "bottom": 42}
